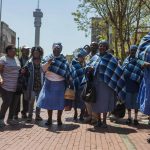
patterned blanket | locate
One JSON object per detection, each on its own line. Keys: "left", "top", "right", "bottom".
{"left": 122, "top": 56, "right": 143, "bottom": 83}
{"left": 70, "top": 59, "right": 85, "bottom": 91}
{"left": 86, "top": 52, "right": 126, "bottom": 100}
{"left": 44, "top": 54, "right": 70, "bottom": 79}
{"left": 136, "top": 32, "right": 150, "bottom": 60}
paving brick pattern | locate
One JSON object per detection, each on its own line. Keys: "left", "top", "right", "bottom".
{"left": 0, "top": 108, "right": 150, "bottom": 150}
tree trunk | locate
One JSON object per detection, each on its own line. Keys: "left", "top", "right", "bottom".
{"left": 119, "top": 36, "right": 126, "bottom": 60}
{"left": 134, "top": 1, "right": 142, "bottom": 44}
{"left": 114, "top": 29, "right": 119, "bottom": 57}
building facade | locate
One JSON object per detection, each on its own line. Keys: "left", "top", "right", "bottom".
{"left": 0, "top": 21, "right": 16, "bottom": 55}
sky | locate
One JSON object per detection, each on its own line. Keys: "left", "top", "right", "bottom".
{"left": 1, "top": 0, "right": 91, "bottom": 56}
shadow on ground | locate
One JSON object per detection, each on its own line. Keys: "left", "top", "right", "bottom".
{"left": 46, "top": 124, "right": 80, "bottom": 133}
{"left": 110, "top": 118, "right": 150, "bottom": 130}
{"left": 35, "top": 119, "right": 80, "bottom": 133}
{"left": 65, "top": 117, "right": 87, "bottom": 124}
{"left": 87, "top": 124, "right": 137, "bottom": 135}
{"left": 0, "top": 123, "right": 34, "bottom": 132}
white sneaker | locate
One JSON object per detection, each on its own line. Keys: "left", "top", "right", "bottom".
{"left": 7, "top": 119, "right": 19, "bottom": 126}
{"left": 0, "top": 119, "right": 6, "bottom": 127}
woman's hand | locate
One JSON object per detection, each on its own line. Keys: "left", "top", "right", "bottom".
{"left": 0, "top": 76, "right": 3, "bottom": 85}
{"left": 142, "top": 62, "right": 150, "bottom": 68}
{"left": 21, "top": 68, "right": 26, "bottom": 74}
{"left": 47, "top": 58, "right": 54, "bottom": 65}
{"left": 87, "top": 66, "right": 94, "bottom": 72}
{"left": 0, "top": 65, "right": 4, "bottom": 85}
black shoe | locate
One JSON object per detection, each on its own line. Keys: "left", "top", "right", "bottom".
{"left": 13, "top": 115, "right": 18, "bottom": 120}
{"left": 45, "top": 119, "right": 52, "bottom": 126}
{"left": 26, "top": 115, "right": 32, "bottom": 122}
{"left": 133, "top": 119, "right": 139, "bottom": 125}
{"left": 22, "top": 114, "right": 27, "bottom": 119}
{"left": 57, "top": 121, "right": 63, "bottom": 126}
{"left": 79, "top": 116, "right": 84, "bottom": 121}
{"left": 126, "top": 118, "right": 132, "bottom": 125}
{"left": 147, "top": 138, "right": 150, "bottom": 144}
{"left": 35, "top": 115, "right": 43, "bottom": 121}
{"left": 94, "top": 120, "right": 102, "bottom": 128}
{"left": 73, "top": 114, "right": 77, "bottom": 120}
{"left": 101, "top": 123, "right": 108, "bottom": 128}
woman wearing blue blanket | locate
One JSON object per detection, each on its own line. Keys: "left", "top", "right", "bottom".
{"left": 136, "top": 32, "right": 150, "bottom": 143}
{"left": 70, "top": 48, "right": 87, "bottom": 121}
{"left": 37, "top": 43, "right": 70, "bottom": 126}
{"left": 86, "top": 41, "right": 126, "bottom": 128}
{"left": 122, "top": 45, "right": 143, "bottom": 125}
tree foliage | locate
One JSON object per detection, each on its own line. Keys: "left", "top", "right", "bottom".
{"left": 72, "top": 0, "right": 150, "bottom": 59}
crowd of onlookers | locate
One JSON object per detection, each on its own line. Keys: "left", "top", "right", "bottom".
{"left": 0, "top": 33, "right": 150, "bottom": 143}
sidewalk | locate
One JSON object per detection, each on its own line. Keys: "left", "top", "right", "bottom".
{"left": 0, "top": 107, "right": 150, "bottom": 150}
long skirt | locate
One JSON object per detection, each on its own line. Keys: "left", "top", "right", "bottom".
{"left": 138, "top": 48, "right": 150, "bottom": 115}
{"left": 37, "top": 79, "right": 65, "bottom": 110}
{"left": 125, "top": 93, "right": 139, "bottom": 109}
{"left": 92, "top": 80, "right": 115, "bottom": 113}
{"left": 138, "top": 78, "right": 150, "bottom": 115}
{"left": 73, "top": 88, "right": 86, "bottom": 109}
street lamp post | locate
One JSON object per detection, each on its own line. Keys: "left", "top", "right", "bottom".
{"left": 0, "top": 0, "right": 3, "bottom": 52}
{"left": 17, "top": 37, "right": 19, "bottom": 49}
{"left": 17, "top": 37, "right": 20, "bottom": 57}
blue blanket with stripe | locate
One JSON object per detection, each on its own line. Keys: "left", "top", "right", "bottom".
{"left": 122, "top": 56, "right": 143, "bottom": 83}
{"left": 136, "top": 32, "right": 150, "bottom": 60}
{"left": 44, "top": 54, "right": 70, "bottom": 79}
{"left": 86, "top": 52, "right": 126, "bottom": 100}
{"left": 70, "top": 58, "right": 85, "bottom": 91}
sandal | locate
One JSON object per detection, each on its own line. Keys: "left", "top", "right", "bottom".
{"left": 45, "top": 118, "right": 52, "bottom": 126}
{"left": 147, "top": 138, "right": 150, "bottom": 144}
{"left": 126, "top": 118, "right": 132, "bottom": 125}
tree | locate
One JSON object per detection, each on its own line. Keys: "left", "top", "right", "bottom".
{"left": 72, "top": 0, "right": 150, "bottom": 59}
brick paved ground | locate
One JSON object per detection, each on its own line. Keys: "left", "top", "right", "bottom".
{"left": 0, "top": 103, "right": 150, "bottom": 150}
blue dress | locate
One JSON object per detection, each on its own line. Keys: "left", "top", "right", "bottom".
{"left": 138, "top": 48, "right": 150, "bottom": 115}
{"left": 125, "top": 79, "right": 139, "bottom": 109}
{"left": 92, "top": 67, "right": 115, "bottom": 113}
{"left": 73, "top": 87, "right": 86, "bottom": 109}
{"left": 37, "top": 78, "right": 65, "bottom": 110}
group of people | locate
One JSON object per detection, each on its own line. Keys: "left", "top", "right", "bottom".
{"left": 0, "top": 45, "right": 44, "bottom": 125}
{"left": 0, "top": 33, "right": 150, "bottom": 143}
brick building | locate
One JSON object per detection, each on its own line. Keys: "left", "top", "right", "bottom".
{"left": 0, "top": 21, "right": 16, "bottom": 55}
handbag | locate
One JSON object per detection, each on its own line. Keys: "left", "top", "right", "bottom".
{"left": 81, "top": 82, "right": 96, "bottom": 103}
{"left": 64, "top": 99, "right": 73, "bottom": 111}
{"left": 64, "top": 87, "right": 75, "bottom": 100}
{"left": 64, "top": 106, "right": 72, "bottom": 111}
{"left": 111, "top": 99, "right": 125, "bottom": 118}
{"left": 15, "top": 69, "right": 28, "bottom": 95}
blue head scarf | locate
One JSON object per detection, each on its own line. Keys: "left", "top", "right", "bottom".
{"left": 52, "top": 42, "right": 62, "bottom": 52}
{"left": 77, "top": 48, "right": 88, "bottom": 58}
{"left": 130, "top": 45, "right": 138, "bottom": 52}
{"left": 136, "top": 32, "right": 150, "bottom": 60}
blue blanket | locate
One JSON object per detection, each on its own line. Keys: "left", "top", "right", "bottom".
{"left": 122, "top": 56, "right": 143, "bottom": 83}
{"left": 136, "top": 32, "right": 150, "bottom": 115}
{"left": 86, "top": 52, "right": 126, "bottom": 100}
{"left": 70, "top": 59, "right": 85, "bottom": 91}
{"left": 136, "top": 32, "right": 150, "bottom": 60}
{"left": 44, "top": 54, "right": 70, "bottom": 79}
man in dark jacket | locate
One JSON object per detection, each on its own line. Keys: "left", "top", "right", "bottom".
{"left": 14, "top": 45, "right": 30, "bottom": 119}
